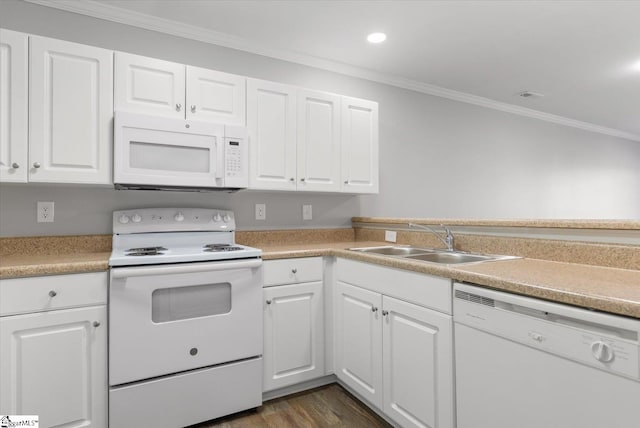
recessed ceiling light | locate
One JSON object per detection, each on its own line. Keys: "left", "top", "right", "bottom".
{"left": 367, "top": 32, "right": 387, "bottom": 44}
{"left": 633, "top": 60, "right": 640, "bottom": 72}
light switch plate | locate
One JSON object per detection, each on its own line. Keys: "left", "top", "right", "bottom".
{"left": 302, "top": 204, "right": 312, "bottom": 220}
{"left": 385, "top": 230, "right": 397, "bottom": 242}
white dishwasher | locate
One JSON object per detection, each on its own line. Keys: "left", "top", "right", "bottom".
{"left": 453, "top": 282, "right": 640, "bottom": 428}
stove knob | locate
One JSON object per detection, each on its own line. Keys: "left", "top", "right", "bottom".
{"left": 118, "top": 214, "right": 130, "bottom": 224}
{"left": 174, "top": 212, "right": 185, "bottom": 222}
{"left": 131, "top": 214, "right": 142, "bottom": 223}
{"left": 223, "top": 214, "right": 231, "bottom": 223}
{"left": 213, "top": 213, "right": 222, "bottom": 222}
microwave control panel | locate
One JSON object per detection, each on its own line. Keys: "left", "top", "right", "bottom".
{"left": 225, "top": 140, "right": 243, "bottom": 175}
{"left": 223, "top": 126, "right": 248, "bottom": 188}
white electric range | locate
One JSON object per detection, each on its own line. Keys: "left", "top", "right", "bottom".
{"left": 108, "top": 208, "right": 263, "bottom": 428}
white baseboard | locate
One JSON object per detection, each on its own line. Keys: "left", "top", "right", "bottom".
{"left": 262, "top": 375, "right": 336, "bottom": 401}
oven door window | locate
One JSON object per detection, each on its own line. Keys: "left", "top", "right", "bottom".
{"left": 151, "top": 282, "right": 231, "bottom": 323}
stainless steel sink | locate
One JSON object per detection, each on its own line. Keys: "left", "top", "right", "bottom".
{"left": 348, "top": 246, "right": 435, "bottom": 256}
{"left": 348, "top": 245, "right": 518, "bottom": 265}
{"left": 406, "top": 252, "right": 501, "bottom": 264}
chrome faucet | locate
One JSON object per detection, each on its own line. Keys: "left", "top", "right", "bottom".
{"left": 408, "top": 223, "right": 455, "bottom": 251}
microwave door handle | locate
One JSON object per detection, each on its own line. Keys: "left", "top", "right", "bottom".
{"left": 215, "top": 139, "right": 224, "bottom": 179}
{"left": 111, "top": 259, "right": 262, "bottom": 279}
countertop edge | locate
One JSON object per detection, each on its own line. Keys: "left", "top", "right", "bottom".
{"left": 2, "top": 245, "right": 638, "bottom": 319}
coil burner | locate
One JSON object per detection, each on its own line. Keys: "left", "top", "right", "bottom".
{"left": 125, "top": 246, "right": 167, "bottom": 256}
{"left": 203, "top": 244, "right": 244, "bottom": 252}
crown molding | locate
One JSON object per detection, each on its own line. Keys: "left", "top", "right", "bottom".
{"left": 23, "top": 0, "right": 640, "bottom": 143}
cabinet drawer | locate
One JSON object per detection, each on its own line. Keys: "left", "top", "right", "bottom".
{"left": 337, "top": 258, "right": 452, "bottom": 314}
{"left": 263, "top": 257, "right": 322, "bottom": 286}
{"left": 0, "top": 272, "right": 107, "bottom": 316}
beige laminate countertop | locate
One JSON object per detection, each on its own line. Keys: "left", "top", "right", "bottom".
{"left": 0, "top": 252, "right": 111, "bottom": 278}
{"left": 1, "top": 241, "right": 638, "bottom": 319}
{"left": 262, "top": 241, "right": 640, "bottom": 319}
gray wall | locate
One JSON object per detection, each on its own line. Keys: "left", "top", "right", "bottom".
{"left": 1, "top": 1, "right": 638, "bottom": 237}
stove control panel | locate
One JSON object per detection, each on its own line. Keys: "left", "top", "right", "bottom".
{"left": 113, "top": 208, "right": 236, "bottom": 234}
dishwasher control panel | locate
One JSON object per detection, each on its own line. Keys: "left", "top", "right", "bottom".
{"left": 454, "top": 283, "right": 640, "bottom": 380}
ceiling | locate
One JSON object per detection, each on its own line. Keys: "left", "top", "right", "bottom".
{"left": 35, "top": 0, "right": 640, "bottom": 140}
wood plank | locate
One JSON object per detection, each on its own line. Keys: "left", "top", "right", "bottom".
{"left": 191, "top": 384, "right": 391, "bottom": 428}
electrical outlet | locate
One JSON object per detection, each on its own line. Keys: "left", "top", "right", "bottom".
{"left": 302, "top": 204, "right": 312, "bottom": 220}
{"left": 385, "top": 230, "right": 397, "bottom": 242}
{"left": 255, "top": 203, "right": 266, "bottom": 220}
{"left": 37, "top": 201, "right": 55, "bottom": 223}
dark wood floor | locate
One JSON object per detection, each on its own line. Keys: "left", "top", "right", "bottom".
{"left": 193, "top": 384, "right": 392, "bottom": 428}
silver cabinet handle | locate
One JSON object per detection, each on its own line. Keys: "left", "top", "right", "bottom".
{"left": 371, "top": 306, "right": 378, "bottom": 313}
{"left": 382, "top": 310, "right": 389, "bottom": 316}
{"left": 290, "top": 178, "right": 295, "bottom": 182}
{"left": 291, "top": 268, "right": 297, "bottom": 274}
{"left": 12, "top": 162, "right": 19, "bottom": 169}
{"left": 176, "top": 103, "right": 182, "bottom": 111}
{"left": 93, "top": 321, "right": 101, "bottom": 327}
{"left": 344, "top": 180, "right": 348, "bottom": 184}
{"left": 266, "top": 299, "right": 272, "bottom": 305}
{"left": 33, "top": 162, "right": 41, "bottom": 169}
{"left": 190, "top": 105, "right": 196, "bottom": 113}
{"left": 48, "top": 290, "right": 57, "bottom": 297}
{"left": 300, "top": 178, "right": 305, "bottom": 182}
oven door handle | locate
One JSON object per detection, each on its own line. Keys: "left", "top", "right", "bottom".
{"left": 111, "top": 259, "right": 262, "bottom": 279}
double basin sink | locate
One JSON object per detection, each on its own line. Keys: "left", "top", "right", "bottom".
{"left": 348, "top": 245, "right": 518, "bottom": 265}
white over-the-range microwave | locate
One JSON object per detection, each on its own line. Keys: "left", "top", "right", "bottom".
{"left": 113, "top": 111, "right": 248, "bottom": 191}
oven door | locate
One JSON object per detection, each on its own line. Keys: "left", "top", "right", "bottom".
{"left": 109, "top": 258, "right": 262, "bottom": 386}
{"left": 114, "top": 111, "right": 226, "bottom": 188}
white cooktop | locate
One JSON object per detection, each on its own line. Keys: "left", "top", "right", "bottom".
{"left": 109, "top": 208, "right": 261, "bottom": 266}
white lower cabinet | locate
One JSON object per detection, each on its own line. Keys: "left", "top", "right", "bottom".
{"left": 262, "top": 258, "right": 325, "bottom": 392}
{"left": 336, "top": 259, "right": 454, "bottom": 428}
{"left": 335, "top": 281, "right": 383, "bottom": 406}
{"left": 382, "top": 295, "right": 453, "bottom": 428}
{"left": 263, "top": 281, "right": 324, "bottom": 391}
{"left": 0, "top": 273, "right": 107, "bottom": 428}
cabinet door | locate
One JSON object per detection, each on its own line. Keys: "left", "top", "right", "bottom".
{"left": 297, "top": 90, "right": 341, "bottom": 192}
{"left": 247, "top": 78, "right": 297, "bottom": 190}
{"left": 382, "top": 296, "right": 454, "bottom": 428}
{"left": 29, "top": 36, "right": 113, "bottom": 184}
{"left": 186, "top": 66, "right": 246, "bottom": 125}
{"left": 0, "top": 29, "right": 28, "bottom": 183}
{"left": 335, "top": 281, "right": 383, "bottom": 408}
{"left": 114, "top": 52, "right": 185, "bottom": 118}
{"left": 0, "top": 306, "right": 107, "bottom": 428}
{"left": 263, "top": 281, "right": 324, "bottom": 391}
{"left": 341, "top": 96, "right": 379, "bottom": 194}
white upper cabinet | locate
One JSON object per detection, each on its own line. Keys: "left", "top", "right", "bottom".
{"left": 247, "top": 78, "right": 297, "bottom": 191}
{"left": 341, "top": 96, "right": 379, "bottom": 194}
{"left": 29, "top": 36, "right": 113, "bottom": 184}
{"left": 186, "top": 66, "right": 245, "bottom": 125}
{"left": 0, "top": 29, "right": 28, "bottom": 183}
{"left": 115, "top": 52, "right": 246, "bottom": 125}
{"left": 248, "top": 78, "right": 378, "bottom": 194}
{"left": 115, "top": 52, "right": 186, "bottom": 118}
{"left": 297, "top": 90, "right": 341, "bottom": 192}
